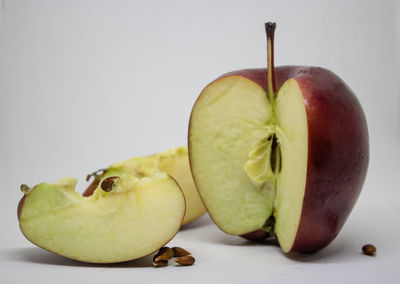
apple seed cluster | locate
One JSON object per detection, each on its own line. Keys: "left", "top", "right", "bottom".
{"left": 153, "top": 246, "right": 195, "bottom": 267}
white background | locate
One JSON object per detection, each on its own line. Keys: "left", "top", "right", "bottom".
{"left": 1, "top": 0, "right": 399, "bottom": 283}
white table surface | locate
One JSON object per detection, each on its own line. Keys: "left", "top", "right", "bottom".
{"left": 1, "top": 186, "right": 400, "bottom": 284}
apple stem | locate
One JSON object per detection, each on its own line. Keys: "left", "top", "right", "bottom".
{"left": 265, "top": 22, "right": 276, "bottom": 102}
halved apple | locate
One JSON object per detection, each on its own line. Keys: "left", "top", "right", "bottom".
{"left": 18, "top": 173, "right": 185, "bottom": 263}
{"left": 84, "top": 146, "right": 206, "bottom": 225}
{"left": 188, "top": 23, "right": 369, "bottom": 253}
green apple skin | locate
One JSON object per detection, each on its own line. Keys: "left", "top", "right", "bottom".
{"left": 189, "top": 66, "right": 369, "bottom": 253}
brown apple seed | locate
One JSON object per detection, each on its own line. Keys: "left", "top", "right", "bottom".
{"left": 362, "top": 244, "right": 376, "bottom": 256}
{"left": 154, "top": 247, "right": 174, "bottom": 262}
{"left": 171, "top": 247, "right": 191, "bottom": 257}
{"left": 153, "top": 260, "right": 168, "bottom": 267}
{"left": 100, "top": 176, "right": 119, "bottom": 192}
{"left": 175, "top": 255, "right": 195, "bottom": 266}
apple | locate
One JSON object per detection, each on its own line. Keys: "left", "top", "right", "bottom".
{"left": 84, "top": 146, "right": 206, "bottom": 225}
{"left": 18, "top": 173, "right": 185, "bottom": 263}
{"left": 188, "top": 22, "right": 369, "bottom": 253}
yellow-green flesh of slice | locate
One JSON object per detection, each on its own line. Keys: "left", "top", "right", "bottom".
{"left": 19, "top": 173, "right": 185, "bottom": 263}
{"left": 103, "top": 146, "right": 206, "bottom": 225}
{"left": 189, "top": 76, "right": 307, "bottom": 252}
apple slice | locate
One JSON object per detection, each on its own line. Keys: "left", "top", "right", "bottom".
{"left": 18, "top": 173, "right": 185, "bottom": 263}
{"left": 188, "top": 23, "right": 369, "bottom": 253}
{"left": 84, "top": 146, "right": 206, "bottom": 225}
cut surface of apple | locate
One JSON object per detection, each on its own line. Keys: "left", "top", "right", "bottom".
{"left": 190, "top": 76, "right": 307, "bottom": 251}
{"left": 18, "top": 173, "right": 185, "bottom": 263}
{"left": 189, "top": 23, "right": 369, "bottom": 253}
{"left": 84, "top": 146, "right": 206, "bottom": 225}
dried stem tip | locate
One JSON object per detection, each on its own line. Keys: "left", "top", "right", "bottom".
{"left": 265, "top": 22, "right": 276, "bottom": 39}
{"left": 20, "top": 184, "right": 31, "bottom": 194}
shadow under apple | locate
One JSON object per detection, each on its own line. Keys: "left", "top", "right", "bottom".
{"left": 197, "top": 224, "right": 353, "bottom": 263}
{"left": 2, "top": 247, "right": 154, "bottom": 268}
{"left": 179, "top": 214, "right": 212, "bottom": 231}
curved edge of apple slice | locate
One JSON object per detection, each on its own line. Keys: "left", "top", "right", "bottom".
{"left": 273, "top": 78, "right": 308, "bottom": 253}
{"left": 156, "top": 146, "right": 206, "bottom": 225}
{"left": 18, "top": 173, "right": 186, "bottom": 263}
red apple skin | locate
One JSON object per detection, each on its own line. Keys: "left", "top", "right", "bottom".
{"left": 17, "top": 195, "right": 26, "bottom": 221}
{"left": 201, "top": 66, "right": 369, "bottom": 252}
